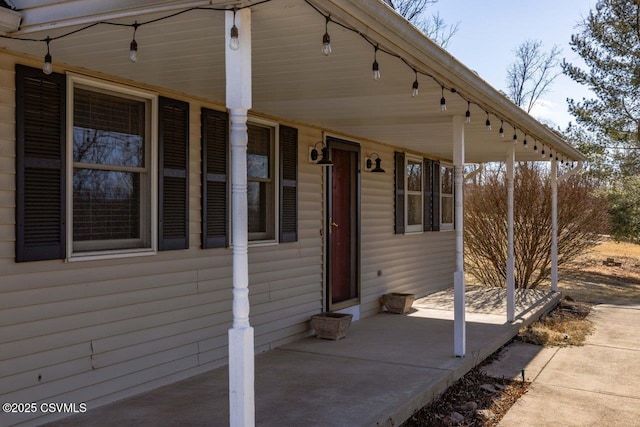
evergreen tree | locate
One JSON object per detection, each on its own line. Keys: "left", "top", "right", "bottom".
{"left": 563, "top": 0, "right": 640, "bottom": 175}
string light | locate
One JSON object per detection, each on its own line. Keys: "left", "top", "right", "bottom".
{"left": 229, "top": 9, "right": 239, "bottom": 51}
{"left": 512, "top": 126, "right": 518, "bottom": 144}
{"left": 372, "top": 45, "right": 381, "bottom": 80}
{"left": 533, "top": 141, "right": 538, "bottom": 153}
{"left": 322, "top": 16, "right": 331, "bottom": 56}
{"left": 523, "top": 134, "right": 528, "bottom": 149}
{"left": 42, "top": 37, "right": 53, "bottom": 75}
{"left": 541, "top": 145, "right": 546, "bottom": 158}
{"left": 412, "top": 69, "right": 419, "bottom": 97}
{"left": 129, "top": 21, "right": 139, "bottom": 62}
{"left": 1, "top": 0, "right": 575, "bottom": 167}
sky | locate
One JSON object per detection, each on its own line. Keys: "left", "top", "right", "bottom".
{"left": 432, "top": 0, "right": 597, "bottom": 130}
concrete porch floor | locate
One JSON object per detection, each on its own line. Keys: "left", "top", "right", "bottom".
{"left": 48, "top": 287, "right": 560, "bottom": 427}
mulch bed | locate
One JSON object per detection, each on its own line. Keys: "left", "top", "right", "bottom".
{"left": 401, "top": 364, "right": 528, "bottom": 426}
{"left": 402, "top": 298, "right": 594, "bottom": 426}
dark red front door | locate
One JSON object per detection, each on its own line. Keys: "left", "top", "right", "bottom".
{"left": 327, "top": 139, "right": 359, "bottom": 309}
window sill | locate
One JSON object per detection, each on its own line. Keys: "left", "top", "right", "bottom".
{"left": 67, "top": 248, "right": 157, "bottom": 262}
{"left": 248, "top": 240, "right": 279, "bottom": 248}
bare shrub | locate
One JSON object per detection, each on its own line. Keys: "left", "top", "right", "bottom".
{"left": 465, "top": 163, "right": 609, "bottom": 289}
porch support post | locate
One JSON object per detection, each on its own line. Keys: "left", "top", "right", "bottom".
{"left": 226, "top": 8, "right": 254, "bottom": 427}
{"left": 551, "top": 157, "right": 558, "bottom": 292}
{"left": 506, "top": 143, "right": 515, "bottom": 322}
{"left": 453, "top": 116, "right": 466, "bottom": 357}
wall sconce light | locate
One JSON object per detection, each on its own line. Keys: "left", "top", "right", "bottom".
{"left": 366, "top": 153, "right": 385, "bottom": 173}
{"left": 310, "top": 141, "right": 333, "bottom": 166}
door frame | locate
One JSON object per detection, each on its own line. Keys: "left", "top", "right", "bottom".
{"left": 325, "top": 135, "right": 361, "bottom": 312}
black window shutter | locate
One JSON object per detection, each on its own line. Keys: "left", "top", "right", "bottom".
{"left": 279, "top": 125, "right": 298, "bottom": 243}
{"left": 394, "top": 151, "right": 405, "bottom": 234}
{"left": 201, "top": 108, "right": 228, "bottom": 248}
{"left": 423, "top": 158, "right": 434, "bottom": 231}
{"left": 158, "top": 96, "right": 189, "bottom": 251}
{"left": 432, "top": 160, "right": 441, "bottom": 232}
{"left": 15, "top": 65, "right": 66, "bottom": 262}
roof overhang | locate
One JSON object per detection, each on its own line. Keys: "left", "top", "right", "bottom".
{"left": 0, "top": 0, "right": 585, "bottom": 163}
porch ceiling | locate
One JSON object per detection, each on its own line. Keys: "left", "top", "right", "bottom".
{"left": 0, "top": 0, "right": 585, "bottom": 163}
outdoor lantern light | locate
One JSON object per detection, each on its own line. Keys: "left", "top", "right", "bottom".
{"left": 366, "top": 153, "right": 385, "bottom": 173}
{"left": 311, "top": 141, "right": 333, "bottom": 166}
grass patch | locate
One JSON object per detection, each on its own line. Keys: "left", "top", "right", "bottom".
{"left": 517, "top": 299, "right": 594, "bottom": 347}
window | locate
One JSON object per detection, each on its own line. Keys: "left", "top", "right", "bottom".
{"left": 15, "top": 65, "right": 191, "bottom": 262}
{"left": 71, "top": 85, "right": 152, "bottom": 254}
{"left": 247, "top": 122, "right": 277, "bottom": 242}
{"left": 394, "top": 152, "right": 442, "bottom": 234}
{"left": 202, "top": 113, "right": 298, "bottom": 247}
{"left": 405, "top": 156, "right": 423, "bottom": 232}
{"left": 440, "top": 164, "right": 454, "bottom": 230}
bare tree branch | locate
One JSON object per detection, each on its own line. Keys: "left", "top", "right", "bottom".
{"left": 506, "top": 40, "right": 561, "bottom": 113}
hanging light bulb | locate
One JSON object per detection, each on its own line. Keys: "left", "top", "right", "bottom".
{"left": 523, "top": 135, "right": 528, "bottom": 149}
{"left": 550, "top": 151, "right": 553, "bottom": 159}
{"left": 440, "top": 85, "right": 447, "bottom": 111}
{"left": 533, "top": 141, "right": 538, "bottom": 153}
{"left": 512, "top": 127, "right": 518, "bottom": 144}
{"left": 499, "top": 120, "right": 504, "bottom": 138}
{"left": 129, "top": 22, "right": 139, "bottom": 63}
{"left": 485, "top": 112, "right": 492, "bottom": 131}
{"left": 43, "top": 37, "right": 52, "bottom": 75}
{"left": 412, "top": 70, "right": 419, "bottom": 97}
{"left": 372, "top": 45, "right": 381, "bottom": 80}
{"left": 322, "top": 16, "right": 332, "bottom": 56}
{"left": 229, "top": 9, "right": 240, "bottom": 51}
{"left": 541, "top": 146, "right": 546, "bottom": 158}
{"left": 465, "top": 101, "right": 471, "bottom": 123}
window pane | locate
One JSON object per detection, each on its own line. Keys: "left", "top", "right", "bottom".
{"left": 441, "top": 166, "right": 453, "bottom": 195}
{"left": 248, "top": 181, "right": 267, "bottom": 234}
{"left": 408, "top": 194, "right": 422, "bottom": 226}
{"left": 407, "top": 160, "right": 422, "bottom": 192}
{"left": 73, "top": 88, "right": 145, "bottom": 167}
{"left": 247, "top": 125, "right": 270, "bottom": 179}
{"left": 442, "top": 196, "right": 454, "bottom": 224}
{"left": 73, "top": 169, "right": 141, "bottom": 244}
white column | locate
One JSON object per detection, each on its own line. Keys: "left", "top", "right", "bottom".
{"left": 551, "top": 157, "right": 558, "bottom": 292}
{"left": 506, "top": 143, "right": 515, "bottom": 322}
{"left": 453, "top": 116, "right": 466, "bottom": 357}
{"left": 226, "top": 8, "right": 255, "bottom": 427}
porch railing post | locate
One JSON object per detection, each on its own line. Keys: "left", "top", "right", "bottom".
{"left": 453, "top": 116, "right": 465, "bottom": 357}
{"left": 506, "top": 143, "right": 515, "bottom": 322}
{"left": 551, "top": 157, "right": 558, "bottom": 292}
{"left": 226, "top": 8, "right": 255, "bottom": 427}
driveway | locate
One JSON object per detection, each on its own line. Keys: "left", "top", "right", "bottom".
{"left": 498, "top": 303, "right": 640, "bottom": 427}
